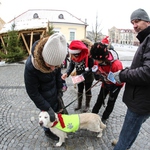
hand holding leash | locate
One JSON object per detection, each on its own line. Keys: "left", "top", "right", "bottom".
{"left": 47, "top": 107, "right": 55, "bottom": 122}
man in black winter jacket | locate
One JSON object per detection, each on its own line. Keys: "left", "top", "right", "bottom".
{"left": 113, "top": 8, "right": 150, "bottom": 150}
{"left": 24, "top": 33, "right": 67, "bottom": 141}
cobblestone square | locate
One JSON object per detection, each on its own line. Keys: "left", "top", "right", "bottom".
{"left": 0, "top": 62, "right": 149, "bottom": 150}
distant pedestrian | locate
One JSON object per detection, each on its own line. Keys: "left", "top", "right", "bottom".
{"left": 90, "top": 36, "right": 124, "bottom": 124}
{"left": 113, "top": 8, "right": 150, "bottom": 150}
{"left": 105, "top": 36, "right": 114, "bottom": 50}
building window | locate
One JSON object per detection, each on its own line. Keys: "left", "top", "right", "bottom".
{"left": 33, "top": 13, "right": 39, "bottom": 19}
{"left": 54, "top": 31, "right": 59, "bottom": 33}
{"left": 70, "top": 31, "right": 75, "bottom": 41}
{"left": 58, "top": 14, "right": 64, "bottom": 19}
{"left": 54, "top": 28, "right": 60, "bottom": 33}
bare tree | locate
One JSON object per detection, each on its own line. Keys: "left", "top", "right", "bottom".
{"left": 86, "top": 13, "right": 103, "bottom": 42}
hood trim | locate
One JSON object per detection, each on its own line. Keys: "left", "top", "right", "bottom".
{"left": 33, "top": 37, "right": 53, "bottom": 73}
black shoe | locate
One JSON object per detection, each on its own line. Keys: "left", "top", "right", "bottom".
{"left": 45, "top": 130, "right": 59, "bottom": 141}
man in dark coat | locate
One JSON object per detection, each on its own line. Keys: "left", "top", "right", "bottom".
{"left": 24, "top": 33, "right": 67, "bottom": 140}
{"left": 113, "top": 8, "right": 150, "bottom": 150}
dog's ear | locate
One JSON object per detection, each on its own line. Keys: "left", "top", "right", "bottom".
{"left": 50, "top": 115, "right": 55, "bottom": 122}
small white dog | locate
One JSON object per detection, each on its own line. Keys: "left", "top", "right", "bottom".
{"left": 39, "top": 111, "right": 106, "bottom": 147}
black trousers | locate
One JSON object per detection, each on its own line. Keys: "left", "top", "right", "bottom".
{"left": 92, "top": 85, "right": 122, "bottom": 120}
{"left": 77, "top": 81, "right": 93, "bottom": 95}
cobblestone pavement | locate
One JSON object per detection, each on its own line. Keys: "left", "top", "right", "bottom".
{"left": 0, "top": 62, "right": 150, "bottom": 150}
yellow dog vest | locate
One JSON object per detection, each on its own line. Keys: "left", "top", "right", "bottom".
{"left": 52, "top": 114, "right": 79, "bottom": 132}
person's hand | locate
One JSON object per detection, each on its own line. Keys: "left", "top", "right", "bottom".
{"left": 61, "top": 73, "right": 68, "bottom": 80}
{"left": 47, "top": 107, "right": 55, "bottom": 122}
{"left": 94, "top": 73, "right": 103, "bottom": 81}
{"left": 113, "top": 70, "right": 121, "bottom": 84}
{"left": 92, "top": 65, "right": 98, "bottom": 72}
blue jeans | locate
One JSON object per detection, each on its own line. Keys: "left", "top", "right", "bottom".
{"left": 114, "top": 108, "right": 150, "bottom": 150}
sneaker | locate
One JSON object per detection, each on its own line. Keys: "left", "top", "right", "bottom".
{"left": 62, "top": 83, "right": 68, "bottom": 92}
{"left": 45, "top": 130, "right": 59, "bottom": 141}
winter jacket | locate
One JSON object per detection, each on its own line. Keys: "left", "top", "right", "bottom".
{"left": 119, "top": 26, "right": 150, "bottom": 115}
{"left": 94, "top": 49, "right": 124, "bottom": 89}
{"left": 66, "top": 57, "right": 94, "bottom": 83}
{"left": 24, "top": 38, "right": 63, "bottom": 112}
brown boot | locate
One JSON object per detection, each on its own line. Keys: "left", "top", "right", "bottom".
{"left": 83, "top": 95, "right": 92, "bottom": 112}
{"left": 74, "top": 93, "right": 83, "bottom": 111}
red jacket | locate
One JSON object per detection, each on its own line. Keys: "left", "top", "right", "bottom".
{"left": 94, "top": 50, "right": 124, "bottom": 87}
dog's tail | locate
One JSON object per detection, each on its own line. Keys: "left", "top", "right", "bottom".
{"left": 100, "top": 121, "right": 106, "bottom": 129}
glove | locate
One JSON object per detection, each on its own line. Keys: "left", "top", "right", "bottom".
{"left": 94, "top": 73, "right": 104, "bottom": 81}
{"left": 113, "top": 70, "right": 121, "bottom": 84}
{"left": 47, "top": 107, "right": 55, "bottom": 122}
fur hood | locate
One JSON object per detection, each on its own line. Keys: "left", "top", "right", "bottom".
{"left": 32, "top": 37, "right": 60, "bottom": 73}
{"left": 81, "top": 38, "right": 93, "bottom": 48}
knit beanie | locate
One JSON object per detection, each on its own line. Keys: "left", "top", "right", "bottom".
{"left": 90, "top": 42, "right": 112, "bottom": 61}
{"left": 101, "top": 36, "right": 109, "bottom": 45}
{"left": 130, "top": 8, "right": 150, "bottom": 22}
{"left": 69, "top": 40, "right": 89, "bottom": 70}
{"left": 42, "top": 33, "right": 67, "bottom": 66}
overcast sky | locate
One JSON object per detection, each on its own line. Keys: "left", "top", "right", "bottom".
{"left": 0, "top": 0, "right": 150, "bottom": 35}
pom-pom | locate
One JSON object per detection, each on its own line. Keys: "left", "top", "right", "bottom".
{"left": 85, "top": 67, "right": 89, "bottom": 71}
